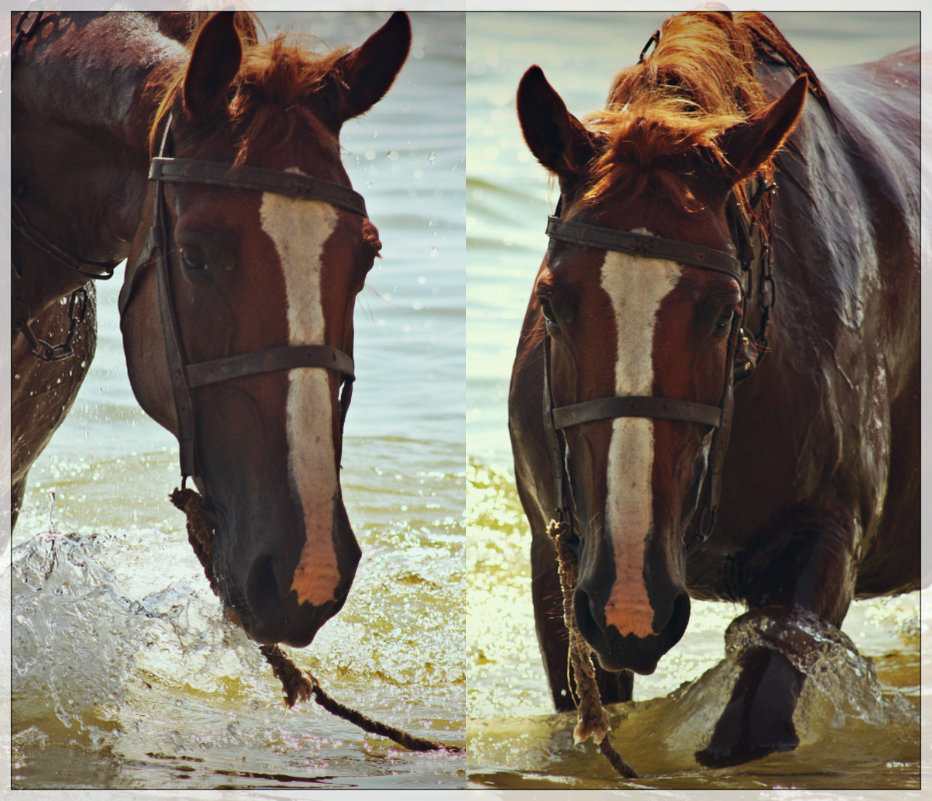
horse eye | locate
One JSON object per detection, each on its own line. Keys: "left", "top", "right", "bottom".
{"left": 180, "top": 247, "right": 207, "bottom": 272}
{"left": 540, "top": 298, "right": 557, "bottom": 326}
{"left": 714, "top": 308, "right": 735, "bottom": 333}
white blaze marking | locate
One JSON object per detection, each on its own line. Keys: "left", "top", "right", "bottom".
{"left": 260, "top": 179, "right": 341, "bottom": 607}
{"left": 600, "top": 245, "right": 682, "bottom": 637}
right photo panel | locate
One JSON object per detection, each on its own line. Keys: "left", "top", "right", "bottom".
{"left": 466, "top": 10, "right": 921, "bottom": 790}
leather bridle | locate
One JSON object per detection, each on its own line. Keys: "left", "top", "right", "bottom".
{"left": 541, "top": 184, "right": 774, "bottom": 550}
{"left": 120, "top": 117, "right": 363, "bottom": 483}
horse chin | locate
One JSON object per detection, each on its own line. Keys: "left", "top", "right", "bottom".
{"left": 210, "top": 539, "right": 353, "bottom": 648}
{"left": 591, "top": 639, "right": 662, "bottom": 676}
{"left": 221, "top": 589, "right": 343, "bottom": 648}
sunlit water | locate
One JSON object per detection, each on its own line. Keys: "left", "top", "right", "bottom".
{"left": 465, "top": 11, "right": 922, "bottom": 791}
{"left": 11, "top": 11, "right": 465, "bottom": 790}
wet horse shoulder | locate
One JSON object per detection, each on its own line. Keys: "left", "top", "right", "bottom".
{"left": 15, "top": 13, "right": 186, "bottom": 145}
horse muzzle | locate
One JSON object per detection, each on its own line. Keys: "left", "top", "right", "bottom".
{"left": 573, "top": 576, "right": 691, "bottom": 675}
{"left": 213, "top": 503, "right": 361, "bottom": 648}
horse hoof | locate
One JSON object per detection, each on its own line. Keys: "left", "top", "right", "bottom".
{"left": 694, "top": 645, "right": 804, "bottom": 768}
{"left": 695, "top": 727, "right": 798, "bottom": 768}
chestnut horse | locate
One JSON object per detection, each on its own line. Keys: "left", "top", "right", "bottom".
{"left": 509, "top": 11, "right": 918, "bottom": 768}
{"left": 13, "top": 12, "right": 411, "bottom": 649}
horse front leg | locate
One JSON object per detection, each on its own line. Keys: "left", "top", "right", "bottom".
{"left": 531, "top": 525, "right": 633, "bottom": 712}
{"left": 695, "top": 509, "right": 857, "bottom": 767}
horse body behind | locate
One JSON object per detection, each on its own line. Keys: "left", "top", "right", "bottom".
{"left": 509, "top": 11, "right": 918, "bottom": 769}
{"left": 688, "top": 46, "right": 920, "bottom": 607}
{"left": 11, "top": 12, "right": 192, "bottom": 526}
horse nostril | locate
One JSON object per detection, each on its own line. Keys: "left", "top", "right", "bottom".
{"left": 246, "top": 554, "right": 284, "bottom": 627}
{"left": 664, "top": 591, "right": 691, "bottom": 648}
{"left": 573, "top": 585, "right": 603, "bottom": 645}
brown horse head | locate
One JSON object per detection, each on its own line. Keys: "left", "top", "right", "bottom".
{"left": 516, "top": 55, "right": 805, "bottom": 674}
{"left": 120, "top": 12, "right": 410, "bottom": 647}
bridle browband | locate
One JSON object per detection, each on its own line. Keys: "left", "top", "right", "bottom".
{"left": 546, "top": 215, "right": 742, "bottom": 278}
{"left": 148, "top": 158, "right": 368, "bottom": 217}
{"left": 542, "top": 185, "right": 773, "bottom": 551}
{"left": 122, "top": 116, "right": 365, "bottom": 483}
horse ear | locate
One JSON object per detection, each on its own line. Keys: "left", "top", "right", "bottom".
{"left": 183, "top": 12, "right": 242, "bottom": 117}
{"left": 517, "top": 66, "right": 596, "bottom": 179}
{"left": 330, "top": 12, "right": 411, "bottom": 125}
{"left": 716, "top": 75, "right": 807, "bottom": 184}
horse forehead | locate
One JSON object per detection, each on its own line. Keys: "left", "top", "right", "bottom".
{"left": 258, "top": 179, "right": 340, "bottom": 339}
{"left": 237, "top": 111, "right": 345, "bottom": 179}
{"left": 598, "top": 248, "right": 683, "bottom": 389}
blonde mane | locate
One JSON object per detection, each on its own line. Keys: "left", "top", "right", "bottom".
{"left": 581, "top": 11, "right": 818, "bottom": 211}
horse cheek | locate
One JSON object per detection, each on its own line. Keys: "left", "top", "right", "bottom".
{"left": 121, "top": 269, "right": 179, "bottom": 435}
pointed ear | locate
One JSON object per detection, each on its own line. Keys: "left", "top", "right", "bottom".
{"left": 517, "top": 66, "right": 596, "bottom": 179}
{"left": 330, "top": 11, "right": 411, "bottom": 125}
{"left": 716, "top": 75, "right": 807, "bottom": 184}
{"left": 183, "top": 12, "right": 242, "bottom": 117}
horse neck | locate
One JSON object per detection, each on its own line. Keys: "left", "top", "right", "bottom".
{"left": 12, "top": 13, "right": 187, "bottom": 315}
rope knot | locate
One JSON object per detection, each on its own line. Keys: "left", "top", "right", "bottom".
{"left": 170, "top": 486, "right": 219, "bottom": 594}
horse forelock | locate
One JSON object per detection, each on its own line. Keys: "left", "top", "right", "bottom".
{"left": 148, "top": 23, "right": 349, "bottom": 163}
{"left": 579, "top": 11, "right": 803, "bottom": 214}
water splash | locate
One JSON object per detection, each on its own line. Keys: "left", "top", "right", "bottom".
{"left": 469, "top": 605, "right": 918, "bottom": 789}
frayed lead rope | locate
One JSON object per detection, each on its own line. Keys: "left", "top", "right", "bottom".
{"left": 546, "top": 517, "right": 638, "bottom": 779}
{"left": 170, "top": 487, "right": 463, "bottom": 755}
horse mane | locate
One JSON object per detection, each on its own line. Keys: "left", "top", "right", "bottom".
{"left": 581, "top": 10, "right": 820, "bottom": 213}
{"left": 148, "top": 13, "right": 349, "bottom": 163}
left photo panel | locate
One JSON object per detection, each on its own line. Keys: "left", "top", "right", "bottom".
{"left": 10, "top": 10, "right": 465, "bottom": 789}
